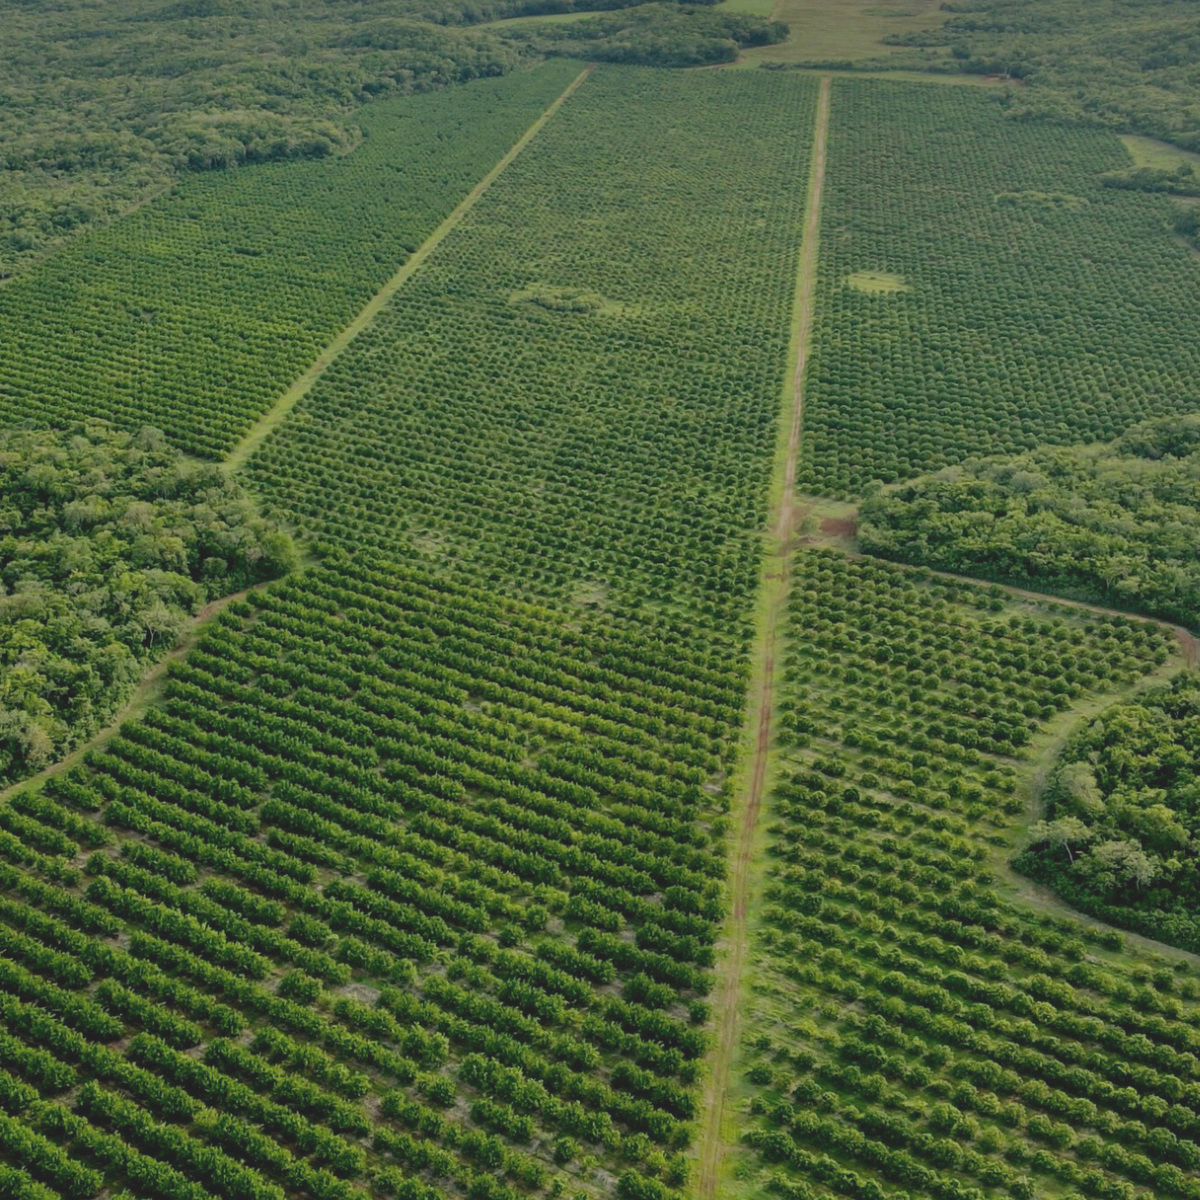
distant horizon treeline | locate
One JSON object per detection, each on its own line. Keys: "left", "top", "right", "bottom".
{"left": 2, "top": 0, "right": 783, "bottom": 275}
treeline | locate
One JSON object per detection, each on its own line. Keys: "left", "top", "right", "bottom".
{"left": 501, "top": 4, "right": 787, "bottom": 67}
{"left": 3, "top": 0, "right": 780, "bottom": 273}
{"left": 876, "top": 0, "right": 1200, "bottom": 154}
{"left": 3, "top": 0, "right": 533, "bottom": 273}
{"left": 0, "top": 423, "right": 295, "bottom": 783}
{"left": 1017, "top": 673, "right": 1200, "bottom": 954}
{"left": 859, "top": 414, "right": 1200, "bottom": 629}
{"left": 408, "top": 0, "right": 695, "bottom": 25}
{"left": 1099, "top": 164, "right": 1200, "bottom": 198}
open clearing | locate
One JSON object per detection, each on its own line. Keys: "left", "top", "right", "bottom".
{"left": 845, "top": 269, "right": 908, "bottom": 293}
{"left": 724, "top": 0, "right": 949, "bottom": 65}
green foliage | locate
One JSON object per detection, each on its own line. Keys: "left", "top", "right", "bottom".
{"left": 0, "top": 68, "right": 820, "bottom": 1200}
{"left": 0, "top": 64, "right": 582, "bottom": 458}
{"left": 888, "top": 0, "right": 1200, "bottom": 153}
{"left": 859, "top": 413, "right": 1200, "bottom": 627}
{"left": 1099, "top": 165, "right": 1200, "bottom": 197}
{"left": 740, "top": 551, "right": 1191, "bottom": 1200}
{"left": 800, "top": 80, "right": 1200, "bottom": 497}
{"left": 0, "top": 422, "right": 293, "bottom": 782}
{"left": 249, "top": 67, "right": 816, "bottom": 631}
{"left": 0, "top": 554, "right": 733, "bottom": 1197}
{"left": 0, "top": 0, "right": 532, "bottom": 274}
{"left": 1018, "top": 673, "right": 1200, "bottom": 952}
{"left": 505, "top": 4, "right": 788, "bottom": 67}
{"left": 3, "top": 45, "right": 1200, "bottom": 1200}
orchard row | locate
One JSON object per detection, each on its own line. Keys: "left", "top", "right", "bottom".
{"left": 0, "top": 63, "right": 581, "bottom": 459}
{"left": 247, "top": 68, "right": 818, "bottom": 631}
{"left": 0, "top": 557, "right": 750, "bottom": 1200}
{"left": 737, "top": 552, "right": 1199, "bottom": 1200}
{"left": 800, "top": 80, "right": 1200, "bottom": 496}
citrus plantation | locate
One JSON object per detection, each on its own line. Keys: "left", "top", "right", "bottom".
{"left": 1, "top": 3, "right": 1200, "bottom": 1199}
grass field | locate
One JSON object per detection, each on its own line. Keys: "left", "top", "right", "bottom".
{"left": 1120, "top": 134, "right": 1200, "bottom": 174}
{"left": 725, "top": 0, "right": 949, "bottom": 66}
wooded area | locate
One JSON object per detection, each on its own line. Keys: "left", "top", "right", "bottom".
{"left": 859, "top": 415, "right": 1200, "bottom": 628}
{"left": 0, "top": 423, "right": 294, "bottom": 782}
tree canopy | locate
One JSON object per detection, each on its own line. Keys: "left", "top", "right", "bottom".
{"left": 0, "top": 422, "right": 295, "bottom": 782}
{"left": 501, "top": 4, "right": 787, "bottom": 67}
{"left": 1017, "top": 673, "right": 1200, "bottom": 953}
{"left": 859, "top": 413, "right": 1200, "bottom": 629}
{"left": 878, "top": 0, "right": 1200, "bottom": 153}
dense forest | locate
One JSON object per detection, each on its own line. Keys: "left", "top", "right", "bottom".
{"left": 858, "top": 414, "right": 1200, "bottom": 628}
{"left": 877, "top": 0, "right": 1200, "bottom": 153}
{"left": 0, "top": 0, "right": 782, "bottom": 274}
{"left": 1018, "top": 673, "right": 1200, "bottom": 954}
{"left": 0, "top": 423, "right": 295, "bottom": 783}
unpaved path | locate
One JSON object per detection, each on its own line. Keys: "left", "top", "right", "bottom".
{"left": 695, "top": 74, "right": 831, "bottom": 1200}
{"left": 0, "top": 69, "right": 594, "bottom": 803}
{"left": 223, "top": 65, "right": 593, "bottom": 474}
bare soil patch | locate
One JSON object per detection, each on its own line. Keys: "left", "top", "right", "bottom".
{"left": 819, "top": 515, "right": 856, "bottom": 537}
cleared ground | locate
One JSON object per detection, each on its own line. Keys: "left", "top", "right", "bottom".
{"left": 723, "top": 0, "right": 949, "bottom": 66}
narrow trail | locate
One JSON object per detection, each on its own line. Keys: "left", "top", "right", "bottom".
{"left": 695, "top": 74, "right": 831, "bottom": 1200}
{"left": 0, "top": 580, "right": 278, "bottom": 809}
{"left": 997, "top": 648, "right": 1200, "bottom": 969}
{"left": 224, "top": 65, "right": 593, "bottom": 474}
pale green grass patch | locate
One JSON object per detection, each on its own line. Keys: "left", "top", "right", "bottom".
{"left": 845, "top": 268, "right": 908, "bottom": 293}
{"left": 508, "top": 281, "right": 623, "bottom": 316}
{"left": 728, "top": 0, "right": 949, "bottom": 66}
{"left": 1120, "top": 133, "right": 1200, "bottom": 175}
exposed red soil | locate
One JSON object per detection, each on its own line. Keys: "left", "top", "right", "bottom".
{"left": 819, "top": 515, "right": 857, "bottom": 537}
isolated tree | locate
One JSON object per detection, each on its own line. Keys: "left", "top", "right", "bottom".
{"left": 1030, "top": 816, "right": 1095, "bottom": 863}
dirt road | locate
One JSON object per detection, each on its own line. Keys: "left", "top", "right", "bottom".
{"left": 695, "top": 74, "right": 831, "bottom": 1200}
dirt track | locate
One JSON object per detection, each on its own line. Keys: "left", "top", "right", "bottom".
{"left": 695, "top": 74, "right": 831, "bottom": 1200}
{"left": 223, "top": 66, "right": 592, "bottom": 475}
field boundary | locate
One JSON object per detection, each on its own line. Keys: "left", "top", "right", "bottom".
{"left": 695, "top": 73, "right": 831, "bottom": 1200}
{"left": 223, "top": 64, "right": 593, "bottom": 473}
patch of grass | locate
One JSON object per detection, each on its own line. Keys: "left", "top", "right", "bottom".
{"left": 725, "top": 0, "right": 949, "bottom": 66}
{"left": 845, "top": 268, "right": 908, "bottom": 293}
{"left": 509, "top": 281, "right": 621, "bottom": 315}
{"left": 1120, "top": 134, "right": 1200, "bottom": 174}
{"left": 718, "top": 0, "right": 776, "bottom": 16}
{"left": 481, "top": 7, "right": 601, "bottom": 23}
